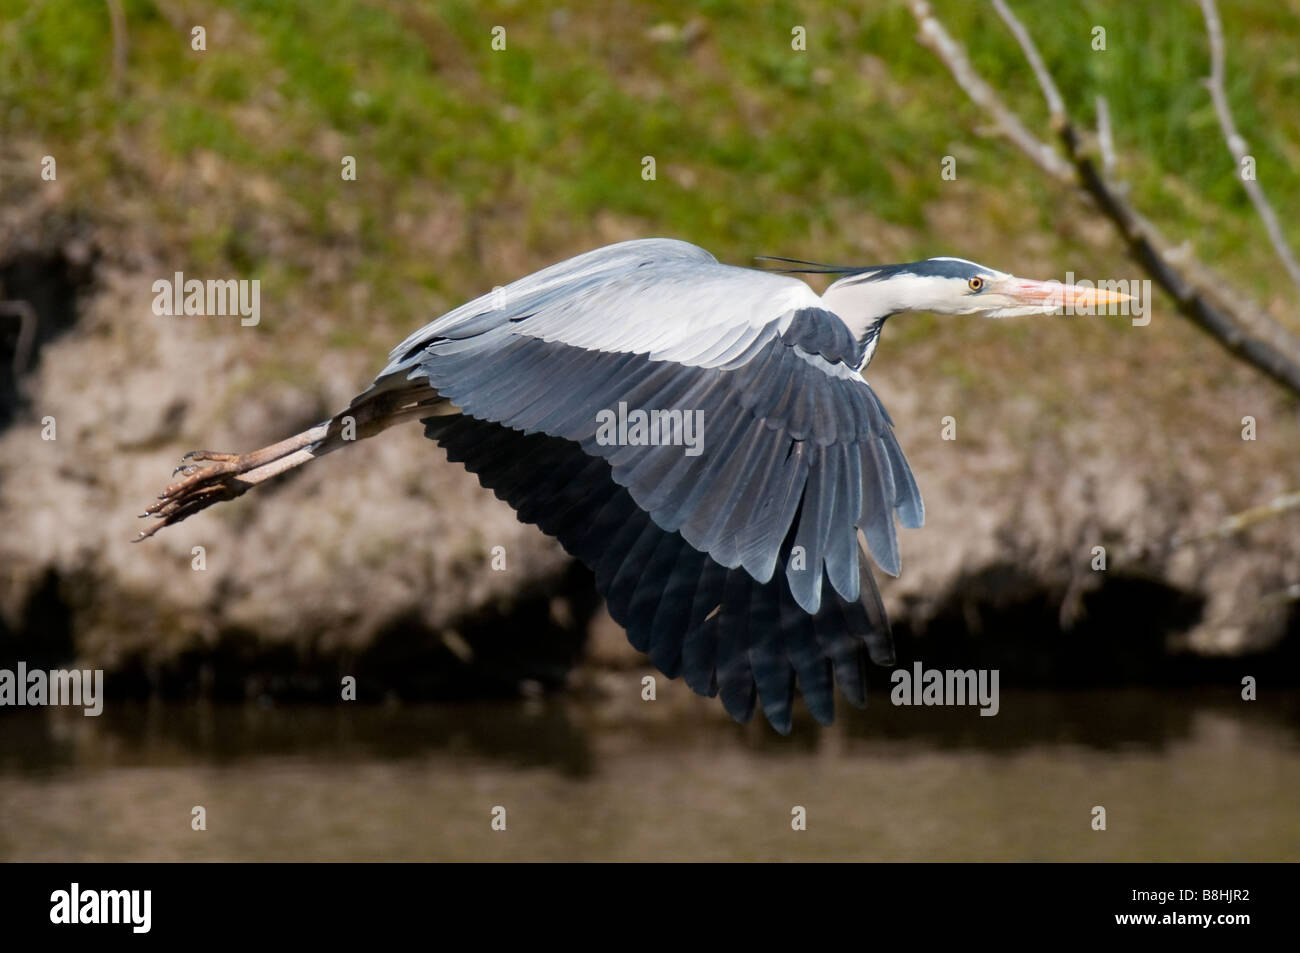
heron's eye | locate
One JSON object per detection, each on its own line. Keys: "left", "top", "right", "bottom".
{"left": 968, "top": 276, "right": 984, "bottom": 292}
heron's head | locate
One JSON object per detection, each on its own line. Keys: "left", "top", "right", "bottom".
{"left": 821, "top": 257, "right": 1131, "bottom": 321}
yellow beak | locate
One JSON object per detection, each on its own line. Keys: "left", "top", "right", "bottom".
{"left": 1000, "top": 277, "right": 1132, "bottom": 309}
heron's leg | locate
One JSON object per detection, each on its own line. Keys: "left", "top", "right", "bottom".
{"left": 135, "top": 388, "right": 446, "bottom": 540}
{"left": 136, "top": 426, "right": 329, "bottom": 540}
{"left": 165, "top": 425, "right": 330, "bottom": 482}
{"left": 169, "top": 424, "right": 333, "bottom": 477}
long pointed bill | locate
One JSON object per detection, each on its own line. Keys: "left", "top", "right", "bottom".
{"left": 999, "top": 277, "right": 1132, "bottom": 311}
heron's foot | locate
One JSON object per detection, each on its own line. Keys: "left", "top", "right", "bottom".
{"left": 171, "top": 449, "right": 243, "bottom": 477}
{"left": 135, "top": 450, "right": 256, "bottom": 541}
{"left": 134, "top": 419, "right": 341, "bottom": 541}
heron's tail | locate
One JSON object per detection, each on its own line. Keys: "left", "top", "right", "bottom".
{"left": 134, "top": 378, "right": 444, "bottom": 540}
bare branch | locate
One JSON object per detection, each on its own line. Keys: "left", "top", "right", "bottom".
{"left": 1172, "top": 490, "right": 1300, "bottom": 547}
{"left": 105, "top": 0, "right": 128, "bottom": 96}
{"left": 1260, "top": 582, "right": 1300, "bottom": 609}
{"left": 1199, "top": 0, "right": 1300, "bottom": 294}
{"left": 908, "top": 0, "right": 1300, "bottom": 398}
{"left": 1095, "top": 95, "right": 1115, "bottom": 178}
{"left": 990, "top": 0, "right": 1065, "bottom": 120}
{"left": 907, "top": 0, "right": 1073, "bottom": 181}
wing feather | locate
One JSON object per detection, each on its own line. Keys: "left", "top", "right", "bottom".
{"left": 388, "top": 240, "right": 925, "bottom": 729}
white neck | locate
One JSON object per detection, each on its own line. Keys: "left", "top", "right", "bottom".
{"left": 819, "top": 275, "right": 908, "bottom": 368}
{"left": 821, "top": 273, "right": 932, "bottom": 336}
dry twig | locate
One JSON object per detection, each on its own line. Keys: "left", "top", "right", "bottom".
{"left": 907, "top": 0, "right": 1300, "bottom": 397}
{"left": 1199, "top": 0, "right": 1300, "bottom": 294}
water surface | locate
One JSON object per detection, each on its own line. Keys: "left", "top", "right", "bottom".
{"left": 1, "top": 687, "right": 1296, "bottom": 861}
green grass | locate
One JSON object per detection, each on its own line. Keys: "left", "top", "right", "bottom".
{"left": 1, "top": 0, "right": 1297, "bottom": 347}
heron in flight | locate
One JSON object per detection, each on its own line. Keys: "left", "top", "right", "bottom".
{"left": 138, "top": 239, "right": 1125, "bottom": 732}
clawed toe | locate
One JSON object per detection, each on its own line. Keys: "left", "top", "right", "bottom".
{"left": 134, "top": 422, "right": 334, "bottom": 541}
{"left": 134, "top": 452, "right": 255, "bottom": 542}
{"left": 172, "top": 450, "right": 240, "bottom": 477}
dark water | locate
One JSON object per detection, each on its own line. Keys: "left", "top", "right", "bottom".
{"left": 1, "top": 685, "right": 1296, "bottom": 861}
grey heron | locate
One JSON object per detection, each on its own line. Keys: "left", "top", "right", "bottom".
{"left": 137, "top": 239, "right": 1126, "bottom": 732}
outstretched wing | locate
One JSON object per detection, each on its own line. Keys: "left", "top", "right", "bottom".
{"left": 380, "top": 239, "right": 924, "bottom": 730}
{"left": 425, "top": 414, "right": 893, "bottom": 732}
